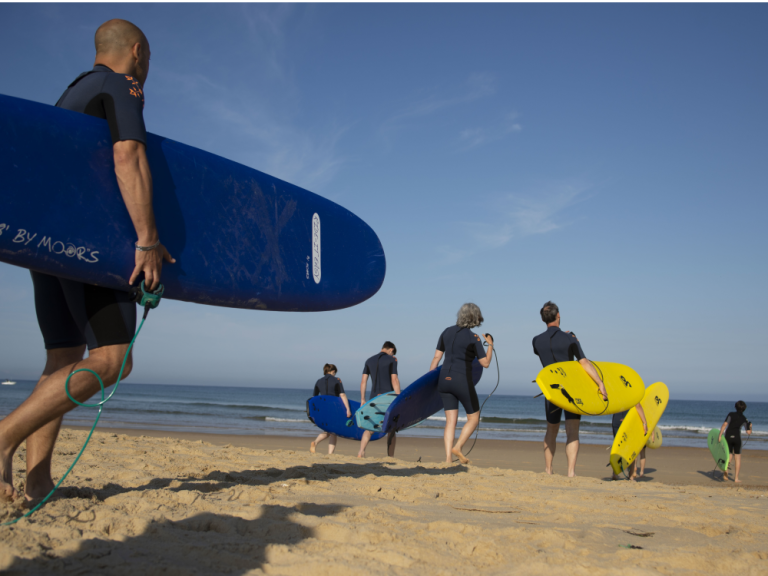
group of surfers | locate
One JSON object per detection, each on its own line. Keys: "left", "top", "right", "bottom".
{"left": 0, "top": 20, "right": 756, "bottom": 506}
{"left": 310, "top": 301, "right": 754, "bottom": 482}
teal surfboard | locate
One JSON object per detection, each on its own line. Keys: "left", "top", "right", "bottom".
{"left": 707, "top": 428, "right": 729, "bottom": 472}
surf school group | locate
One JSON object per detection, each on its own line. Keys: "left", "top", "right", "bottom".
{"left": 0, "top": 18, "right": 754, "bottom": 513}
{"left": 308, "top": 301, "right": 755, "bottom": 483}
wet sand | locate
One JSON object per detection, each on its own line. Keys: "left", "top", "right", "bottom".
{"left": 1, "top": 427, "right": 767, "bottom": 574}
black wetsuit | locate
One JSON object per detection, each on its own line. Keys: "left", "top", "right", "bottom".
{"left": 724, "top": 411, "right": 752, "bottom": 455}
{"left": 362, "top": 353, "right": 398, "bottom": 401}
{"left": 436, "top": 326, "right": 486, "bottom": 414}
{"left": 313, "top": 374, "right": 345, "bottom": 397}
{"left": 32, "top": 65, "right": 147, "bottom": 350}
{"left": 532, "top": 326, "right": 587, "bottom": 424}
{"left": 612, "top": 410, "right": 628, "bottom": 437}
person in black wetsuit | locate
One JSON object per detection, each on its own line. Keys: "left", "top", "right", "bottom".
{"left": 310, "top": 364, "right": 351, "bottom": 455}
{"left": 429, "top": 303, "right": 494, "bottom": 464}
{"left": 533, "top": 301, "right": 608, "bottom": 478}
{"left": 718, "top": 400, "right": 753, "bottom": 483}
{"left": 0, "top": 20, "right": 174, "bottom": 503}
{"left": 358, "top": 342, "right": 401, "bottom": 458}
{"left": 610, "top": 407, "right": 648, "bottom": 481}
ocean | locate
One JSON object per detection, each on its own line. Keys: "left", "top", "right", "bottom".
{"left": 1, "top": 380, "right": 766, "bottom": 450}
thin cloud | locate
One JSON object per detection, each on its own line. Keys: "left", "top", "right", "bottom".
{"left": 431, "top": 180, "right": 593, "bottom": 267}
{"left": 149, "top": 7, "right": 347, "bottom": 192}
{"left": 469, "top": 182, "right": 592, "bottom": 247}
{"left": 384, "top": 72, "right": 496, "bottom": 128}
{"left": 458, "top": 112, "right": 522, "bottom": 150}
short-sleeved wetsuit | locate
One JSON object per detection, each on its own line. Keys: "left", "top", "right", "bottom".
{"left": 723, "top": 411, "right": 752, "bottom": 455}
{"left": 313, "top": 374, "right": 345, "bottom": 397}
{"left": 32, "top": 65, "right": 147, "bottom": 350}
{"left": 436, "top": 325, "right": 486, "bottom": 414}
{"left": 363, "top": 353, "right": 398, "bottom": 400}
{"left": 533, "top": 326, "right": 587, "bottom": 424}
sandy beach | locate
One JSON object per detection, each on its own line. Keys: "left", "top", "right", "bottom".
{"left": 2, "top": 427, "right": 767, "bottom": 574}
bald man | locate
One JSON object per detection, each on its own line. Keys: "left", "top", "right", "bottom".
{"left": 0, "top": 19, "right": 174, "bottom": 503}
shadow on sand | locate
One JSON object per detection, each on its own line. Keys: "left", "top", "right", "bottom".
{"left": 62, "top": 461, "right": 471, "bottom": 502}
{"left": 3, "top": 503, "right": 345, "bottom": 575}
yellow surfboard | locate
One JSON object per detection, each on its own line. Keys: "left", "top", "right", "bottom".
{"left": 646, "top": 427, "right": 662, "bottom": 449}
{"left": 535, "top": 361, "right": 645, "bottom": 417}
{"left": 610, "top": 382, "right": 669, "bottom": 475}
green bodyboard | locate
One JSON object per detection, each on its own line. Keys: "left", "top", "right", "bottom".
{"left": 707, "top": 428, "right": 730, "bottom": 472}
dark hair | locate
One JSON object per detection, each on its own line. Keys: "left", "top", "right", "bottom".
{"left": 540, "top": 301, "right": 559, "bottom": 323}
{"left": 735, "top": 400, "right": 747, "bottom": 412}
{"left": 323, "top": 363, "right": 337, "bottom": 375}
{"left": 382, "top": 341, "right": 397, "bottom": 355}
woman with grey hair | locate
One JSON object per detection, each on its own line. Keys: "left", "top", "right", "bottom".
{"left": 429, "top": 303, "right": 494, "bottom": 464}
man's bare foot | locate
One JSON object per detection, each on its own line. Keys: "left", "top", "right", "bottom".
{"left": 637, "top": 472, "right": 644, "bottom": 478}
{"left": 612, "top": 473, "right": 620, "bottom": 481}
{"left": 310, "top": 442, "right": 316, "bottom": 454}
{"left": 357, "top": 452, "right": 365, "bottom": 458}
{"left": 451, "top": 447, "right": 469, "bottom": 464}
{"left": 734, "top": 479, "right": 742, "bottom": 483}
{"left": 25, "top": 478, "right": 56, "bottom": 500}
{"left": 1, "top": 456, "right": 19, "bottom": 502}
{"left": 567, "top": 472, "right": 576, "bottom": 478}
{"left": 545, "top": 469, "right": 554, "bottom": 475}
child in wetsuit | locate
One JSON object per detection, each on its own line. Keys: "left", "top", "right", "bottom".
{"left": 718, "top": 400, "right": 753, "bottom": 483}
{"left": 611, "top": 405, "right": 648, "bottom": 481}
{"left": 310, "top": 364, "right": 352, "bottom": 455}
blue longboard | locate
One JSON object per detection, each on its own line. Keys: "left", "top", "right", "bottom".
{"left": 0, "top": 94, "right": 385, "bottom": 311}
{"left": 306, "top": 397, "right": 386, "bottom": 442}
{"left": 356, "top": 360, "right": 484, "bottom": 434}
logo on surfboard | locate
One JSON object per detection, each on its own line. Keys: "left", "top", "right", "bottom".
{"left": 312, "top": 213, "right": 321, "bottom": 284}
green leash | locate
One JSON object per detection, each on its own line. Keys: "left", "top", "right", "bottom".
{"left": 2, "top": 281, "right": 162, "bottom": 526}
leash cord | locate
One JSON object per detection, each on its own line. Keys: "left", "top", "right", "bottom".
{"left": 3, "top": 309, "right": 150, "bottom": 526}
{"left": 456, "top": 339, "right": 500, "bottom": 461}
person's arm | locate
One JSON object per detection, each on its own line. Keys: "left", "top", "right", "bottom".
{"left": 636, "top": 403, "right": 648, "bottom": 435}
{"left": 430, "top": 350, "right": 444, "bottom": 371}
{"left": 113, "top": 140, "right": 174, "bottom": 290}
{"left": 479, "top": 334, "right": 493, "bottom": 368}
{"left": 578, "top": 358, "right": 607, "bottom": 400}
{"left": 313, "top": 384, "right": 320, "bottom": 397}
{"left": 747, "top": 421, "right": 752, "bottom": 436}
{"left": 391, "top": 374, "right": 401, "bottom": 394}
{"left": 718, "top": 420, "right": 728, "bottom": 442}
{"left": 339, "top": 393, "right": 352, "bottom": 418}
{"left": 360, "top": 374, "right": 368, "bottom": 403}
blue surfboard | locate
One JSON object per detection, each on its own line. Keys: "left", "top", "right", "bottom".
{"left": 355, "top": 359, "right": 484, "bottom": 434}
{"left": 0, "top": 94, "right": 385, "bottom": 311}
{"left": 306, "top": 396, "right": 386, "bottom": 442}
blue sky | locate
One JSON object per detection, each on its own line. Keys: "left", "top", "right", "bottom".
{"left": 1, "top": 4, "right": 766, "bottom": 400}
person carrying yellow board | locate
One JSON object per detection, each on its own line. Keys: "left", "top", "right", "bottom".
{"left": 532, "top": 301, "right": 608, "bottom": 477}
{"left": 611, "top": 407, "right": 647, "bottom": 481}
{"left": 610, "top": 382, "right": 669, "bottom": 480}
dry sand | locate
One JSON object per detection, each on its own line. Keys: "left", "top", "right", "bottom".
{"left": 2, "top": 428, "right": 767, "bottom": 575}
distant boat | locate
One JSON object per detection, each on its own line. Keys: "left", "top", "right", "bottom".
{"left": 1, "top": 380, "right": 16, "bottom": 385}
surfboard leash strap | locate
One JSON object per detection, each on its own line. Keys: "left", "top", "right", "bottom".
{"left": 2, "top": 283, "right": 163, "bottom": 527}
{"left": 461, "top": 337, "right": 500, "bottom": 460}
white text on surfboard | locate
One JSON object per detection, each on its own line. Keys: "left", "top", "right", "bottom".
{"left": 312, "top": 213, "right": 321, "bottom": 284}
{"left": 2, "top": 226, "right": 99, "bottom": 263}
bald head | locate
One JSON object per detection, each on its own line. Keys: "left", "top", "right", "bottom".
{"left": 95, "top": 19, "right": 147, "bottom": 55}
{"left": 93, "top": 19, "right": 151, "bottom": 86}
